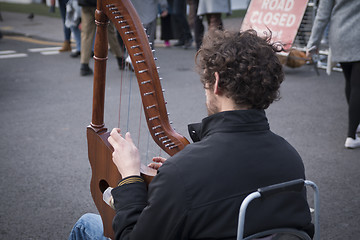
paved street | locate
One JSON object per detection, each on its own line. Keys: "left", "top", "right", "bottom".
{"left": 0, "top": 11, "right": 359, "bottom": 240}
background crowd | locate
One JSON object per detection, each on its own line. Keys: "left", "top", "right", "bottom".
{"left": 55, "top": 0, "right": 232, "bottom": 75}
{"left": 54, "top": 0, "right": 359, "bottom": 149}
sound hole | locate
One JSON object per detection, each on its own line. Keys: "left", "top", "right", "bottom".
{"left": 99, "top": 179, "right": 110, "bottom": 193}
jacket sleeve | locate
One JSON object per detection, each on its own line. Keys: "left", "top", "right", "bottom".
{"left": 307, "top": 0, "right": 335, "bottom": 49}
{"left": 158, "top": 0, "right": 168, "bottom": 13}
{"left": 111, "top": 162, "right": 189, "bottom": 240}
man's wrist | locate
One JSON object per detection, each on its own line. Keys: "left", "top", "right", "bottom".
{"left": 118, "top": 175, "right": 144, "bottom": 187}
{"left": 120, "top": 171, "right": 140, "bottom": 179}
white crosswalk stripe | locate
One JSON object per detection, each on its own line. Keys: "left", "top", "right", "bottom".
{"left": 41, "top": 50, "right": 61, "bottom": 55}
{"left": 28, "top": 47, "right": 61, "bottom": 52}
{"left": 0, "top": 51, "right": 28, "bottom": 59}
{"left": 0, "top": 50, "right": 17, "bottom": 55}
{"left": 0, "top": 47, "right": 62, "bottom": 59}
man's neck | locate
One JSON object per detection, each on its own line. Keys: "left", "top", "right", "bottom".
{"left": 218, "top": 96, "right": 249, "bottom": 112}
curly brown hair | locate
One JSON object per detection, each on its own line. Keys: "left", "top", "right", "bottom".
{"left": 195, "top": 29, "right": 284, "bottom": 109}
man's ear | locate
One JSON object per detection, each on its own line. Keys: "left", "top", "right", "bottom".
{"left": 214, "top": 72, "right": 221, "bottom": 95}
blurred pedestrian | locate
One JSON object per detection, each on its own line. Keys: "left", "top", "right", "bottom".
{"left": 78, "top": 0, "right": 125, "bottom": 76}
{"left": 123, "top": 0, "right": 168, "bottom": 70}
{"left": 58, "top": 0, "right": 72, "bottom": 52}
{"left": 168, "top": 0, "right": 193, "bottom": 48}
{"left": 65, "top": 0, "right": 82, "bottom": 57}
{"left": 159, "top": 2, "right": 173, "bottom": 47}
{"left": 188, "top": 0, "right": 203, "bottom": 50}
{"left": 195, "top": 0, "right": 231, "bottom": 50}
{"left": 187, "top": 0, "right": 197, "bottom": 30}
{"left": 130, "top": 0, "right": 168, "bottom": 49}
{"left": 307, "top": 0, "right": 360, "bottom": 149}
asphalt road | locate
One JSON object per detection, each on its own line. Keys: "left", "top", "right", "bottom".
{"left": 0, "top": 35, "right": 359, "bottom": 239}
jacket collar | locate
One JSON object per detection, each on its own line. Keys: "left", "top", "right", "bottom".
{"left": 188, "top": 109, "right": 269, "bottom": 142}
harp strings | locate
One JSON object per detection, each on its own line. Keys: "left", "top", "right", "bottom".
{"left": 115, "top": 34, "right": 167, "bottom": 166}
{"left": 116, "top": 49, "right": 157, "bottom": 166}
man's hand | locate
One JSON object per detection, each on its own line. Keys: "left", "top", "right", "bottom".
{"left": 306, "top": 46, "right": 318, "bottom": 58}
{"left": 148, "top": 157, "right": 167, "bottom": 171}
{"left": 161, "top": 10, "right": 168, "bottom": 17}
{"left": 108, "top": 128, "right": 141, "bottom": 178}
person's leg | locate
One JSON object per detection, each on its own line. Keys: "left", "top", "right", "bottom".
{"left": 80, "top": 6, "right": 96, "bottom": 75}
{"left": 68, "top": 213, "right": 109, "bottom": 240}
{"left": 187, "top": 0, "right": 196, "bottom": 30}
{"left": 108, "top": 22, "right": 125, "bottom": 69}
{"left": 160, "top": 14, "right": 172, "bottom": 47}
{"left": 172, "top": 0, "right": 192, "bottom": 47}
{"left": 143, "top": 19, "right": 157, "bottom": 49}
{"left": 73, "top": 26, "right": 81, "bottom": 52}
{"left": 206, "top": 13, "right": 223, "bottom": 31}
{"left": 347, "top": 62, "right": 360, "bottom": 138}
{"left": 193, "top": 0, "right": 204, "bottom": 50}
{"left": 180, "top": 12, "right": 193, "bottom": 48}
{"left": 340, "top": 62, "right": 352, "bottom": 104}
{"left": 108, "top": 22, "right": 122, "bottom": 57}
{"left": 70, "top": 25, "right": 81, "bottom": 57}
{"left": 342, "top": 61, "right": 360, "bottom": 148}
{"left": 59, "top": 0, "right": 72, "bottom": 51}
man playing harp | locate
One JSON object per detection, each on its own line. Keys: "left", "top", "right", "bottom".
{"left": 69, "top": 29, "right": 314, "bottom": 240}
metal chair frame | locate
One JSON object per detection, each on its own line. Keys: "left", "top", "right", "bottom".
{"left": 237, "top": 179, "right": 319, "bottom": 240}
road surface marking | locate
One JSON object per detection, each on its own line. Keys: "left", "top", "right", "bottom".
{"left": 41, "top": 50, "right": 60, "bottom": 55}
{"left": 0, "top": 53, "right": 28, "bottom": 59}
{"left": 0, "top": 50, "right": 17, "bottom": 55}
{"left": 28, "top": 47, "right": 62, "bottom": 52}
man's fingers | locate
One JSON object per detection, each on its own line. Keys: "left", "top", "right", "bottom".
{"left": 148, "top": 162, "right": 162, "bottom": 170}
{"left": 108, "top": 128, "right": 124, "bottom": 148}
{"left": 108, "top": 129, "right": 137, "bottom": 151}
{"left": 110, "top": 128, "right": 122, "bottom": 139}
{"left": 152, "top": 156, "right": 167, "bottom": 163}
{"left": 124, "top": 132, "right": 133, "bottom": 144}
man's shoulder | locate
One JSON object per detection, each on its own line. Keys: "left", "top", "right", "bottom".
{"left": 158, "top": 140, "right": 212, "bottom": 181}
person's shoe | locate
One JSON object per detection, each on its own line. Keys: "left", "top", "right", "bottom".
{"left": 173, "top": 40, "right": 185, "bottom": 47}
{"left": 344, "top": 136, "right": 360, "bottom": 149}
{"left": 125, "top": 55, "right": 134, "bottom": 71}
{"left": 164, "top": 40, "right": 171, "bottom": 47}
{"left": 357, "top": 124, "right": 360, "bottom": 133}
{"left": 80, "top": 64, "right": 93, "bottom": 76}
{"left": 59, "top": 40, "right": 71, "bottom": 52}
{"left": 70, "top": 51, "right": 80, "bottom": 58}
{"left": 116, "top": 56, "right": 125, "bottom": 70}
{"left": 183, "top": 38, "right": 193, "bottom": 49}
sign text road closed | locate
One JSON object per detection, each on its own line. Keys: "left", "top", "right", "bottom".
{"left": 241, "top": 0, "right": 309, "bottom": 49}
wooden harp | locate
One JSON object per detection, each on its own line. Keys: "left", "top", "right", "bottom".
{"left": 86, "top": 0, "right": 190, "bottom": 238}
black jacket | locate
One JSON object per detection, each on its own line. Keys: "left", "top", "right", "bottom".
{"left": 111, "top": 110, "right": 314, "bottom": 239}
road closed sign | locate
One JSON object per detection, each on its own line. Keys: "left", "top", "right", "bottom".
{"left": 241, "top": 0, "right": 309, "bottom": 49}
